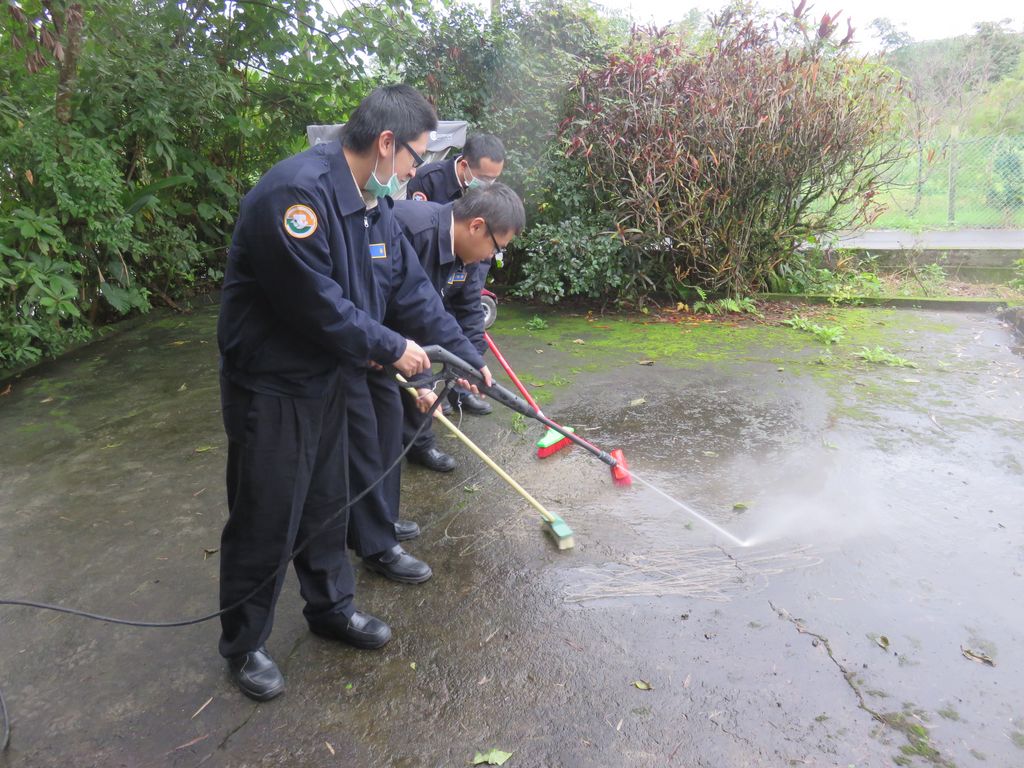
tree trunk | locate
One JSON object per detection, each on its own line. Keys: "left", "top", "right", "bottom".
{"left": 54, "top": 4, "right": 84, "bottom": 125}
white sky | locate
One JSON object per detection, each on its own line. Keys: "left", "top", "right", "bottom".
{"left": 608, "top": 0, "right": 1020, "bottom": 46}
{"left": 469, "top": 0, "right": 1021, "bottom": 47}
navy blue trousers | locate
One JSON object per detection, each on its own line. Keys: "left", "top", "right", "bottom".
{"left": 218, "top": 371, "right": 354, "bottom": 659}
{"left": 346, "top": 370, "right": 406, "bottom": 558}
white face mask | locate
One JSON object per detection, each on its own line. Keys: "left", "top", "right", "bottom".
{"left": 464, "top": 163, "right": 493, "bottom": 190}
{"left": 366, "top": 144, "right": 399, "bottom": 197}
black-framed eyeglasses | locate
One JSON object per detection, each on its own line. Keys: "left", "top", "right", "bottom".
{"left": 485, "top": 223, "right": 506, "bottom": 264}
{"left": 400, "top": 140, "right": 425, "bottom": 169}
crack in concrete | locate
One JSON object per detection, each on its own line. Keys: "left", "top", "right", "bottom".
{"left": 769, "top": 601, "right": 957, "bottom": 768}
{"left": 211, "top": 634, "right": 307, "bottom": 757}
{"left": 707, "top": 710, "right": 758, "bottom": 751}
{"left": 768, "top": 600, "right": 882, "bottom": 723}
{"left": 215, "top": 705, "right": 258, "bottom": 753}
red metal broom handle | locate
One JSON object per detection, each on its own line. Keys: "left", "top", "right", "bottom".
{"left": 484, "top": 331, "right": 543, "bottom": 414}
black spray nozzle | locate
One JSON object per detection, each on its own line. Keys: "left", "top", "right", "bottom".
{"left": 420, "top": 345, "right": 619, "bottom": 469}
{"left": 421, "top": 345, "right": 537, "bottom": 419}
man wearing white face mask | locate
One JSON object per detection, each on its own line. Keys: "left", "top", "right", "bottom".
{"left": 405, "top": 133, "right": 506, "bottom": 452}
{"left": 407, "top": 133, "right": 505, "bottom": 204}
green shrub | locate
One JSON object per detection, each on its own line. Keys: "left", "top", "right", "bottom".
{"left": 512, "top": 216, "right": 629, "bottom": 303}
{"left": 561, "top": 8, "right": 908, "bottom": 297}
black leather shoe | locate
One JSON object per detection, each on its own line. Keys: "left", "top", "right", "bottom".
{"left": 227, "top": 647, "right": 285, "bottom": 701}
{"left": 449, "top": 392, "right": 493, "bottom": 416}
{"left": 363, "top": 545, "right": 432, "bottom": 584}
{"left": 309, "top": 610, "right": 392, "bottom": 649}
{"left": 394, "top": 519, "right": 420, "bottom": 541}
{"left": 408, "top": 446, "right": 456, "bottom": 472}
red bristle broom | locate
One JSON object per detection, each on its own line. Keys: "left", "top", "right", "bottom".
{"left": 484, "top": 332, "right": 632, "bottom": 486}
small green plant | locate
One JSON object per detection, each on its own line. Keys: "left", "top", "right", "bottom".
{"left": 510, "top": 413, "right": 526, "bottom": 434}
{"left": 525, "top": 315, "right": 549, "bottom": 331}
{"left": 912, "top": 263, "right": 947, "bottom": 295}
{"left": 854, "top": 346, "right": 918, "bottom": 368}
{"left": 1009, "top": 258, "right": 1024, "bottom": 291}
{"left": 783, "top": 314, "right": 845, "bottom": 344}
{"left": 692, "top": 295, "right": 762, "bottom": 317}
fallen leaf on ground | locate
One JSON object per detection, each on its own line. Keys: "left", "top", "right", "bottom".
{"left": 875, "top": 635, "right": 890, "bottom": 650}
{"left": 572, "top": 338, "right": 586, "bottom": 345}
{"left": 633, "top": 680, "right": 653, "bottom": 690}
{"left": 637, "top": 360, "right": 655, "bottom": 366}
{"left": 325, "top": 742, "right": 335, "bottom": 756}
{"left": 193, "top": 445, "right": 215, "bottom": 453}
{"left": 410, "top": 662, "right": 417, "bottom": 671}
{"left": 0, "top": 384, "right": 11, "bottom": 396}
{"left": 961, "top": 646, "right": 995, "bottom": 666}
{"left": 203, "top": 547, "right": 219, "bottom": 560}
{"left": 629, "top": 398, "right": 646, "bottom": 407}
{"left": 39, "top": 396, "right": 54, "bottom": 403}
{"left": 733, "top": 502, "right": 749, "bottom": 511}
{"left": 473, "top": 748, "right": 513, "bottom": 765}
{"left": 178, "top": 383, "right": 188, "bottom": 391}
{"left": 683, "top": 674, "right": 692, "bottom": 688}
{"left": 702, "top": 450, "right": 718, "bottom": 457}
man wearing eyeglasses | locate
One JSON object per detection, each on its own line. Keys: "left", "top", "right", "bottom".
{"left": 215, "top": 84, "right": 440, "bottom": 701}
{"left": 393, "top": 183, "right": 524, "bottom": 475}
{"left": 407, "top": 133, "right": 506, "bottom": 205}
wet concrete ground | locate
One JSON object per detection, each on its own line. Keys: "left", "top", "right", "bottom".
{"left": 0, "top": 303, "right": 1022, "bottom": 767}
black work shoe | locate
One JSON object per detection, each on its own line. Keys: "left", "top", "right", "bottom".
{"left": 449, "top": 392, "right": 493, "bottom": 416}
{"left": 227, "top": 647, "right": 285, "bottom": 702}
{"left": 309, "top": 610, "right": 392, "bottom": 650}
{"left": 408, "top": 446, "right": 456, "bottom": 472}
{"left": 363, "top": 545, "right": 432, "bottom": 584}
{"left": 394, "top": 519, "right": 421, "bottom": 541}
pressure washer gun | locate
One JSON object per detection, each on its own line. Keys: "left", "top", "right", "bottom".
{"left": 421, "top": 345, "right": 632, "bottom": 485}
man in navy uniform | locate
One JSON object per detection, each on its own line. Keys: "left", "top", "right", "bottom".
{"left": 406, "top": 133, "right": 505, "bottom": 205}
{"left": 403, "top": 135, "right": 508, "bottom": 470}
{"left": 344, "top": 167, "right": 492, "bottom": 584}
{"left": 395, "top": 183, "right": 525, "bottom": 473}
{"left": 216, "top": 84, "right": 439, "bottom": 701}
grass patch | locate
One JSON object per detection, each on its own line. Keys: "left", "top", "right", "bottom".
{"left": 783, "top": 314, "right": 845, "bottom": 344}
{"left": 854, "top": 346, "right": 919, "bottom": 368}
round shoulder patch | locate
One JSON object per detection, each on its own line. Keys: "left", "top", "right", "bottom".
{"left": 283, "top": 204, "right": 318, "bottom": 239}
{"left": 411, "top": 191, "right": 429, "bottom": 202}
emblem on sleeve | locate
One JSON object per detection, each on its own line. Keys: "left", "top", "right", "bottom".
{"left": 411, "top": 191, "right": 428, "bottom": 202}
{"left": 284, "top": 204, "right": 318, "bottom": 239}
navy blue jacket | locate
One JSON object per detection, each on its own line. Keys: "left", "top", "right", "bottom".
{"left": 366, "top": 198, "right": 485, "bottom": 370}
{"left": 392, "top": 200, "right": 487, "bottom": 355}
{"left": 406, "top": 157, "right": 463, "bottom": 203}
{"left": 217, "top": 142, "right": 407, "bottom": 397}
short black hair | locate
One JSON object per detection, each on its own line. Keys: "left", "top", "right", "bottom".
{"left": 342, "top": 85, "right": 438, "bottom": 153}
{"left": 453, "top": 182, "right": 525, "bottom": 236}
{"left": 463, "top": 133, "right": 506, "bottom": 165}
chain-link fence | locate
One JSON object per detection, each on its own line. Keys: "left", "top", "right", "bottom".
{"left": 873, "top": 133, "right": 1024, "bottom": 229}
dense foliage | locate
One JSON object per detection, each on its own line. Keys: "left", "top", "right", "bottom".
{"left": 556, "top": 6, "right": 908, "bottom": 297}
{"left": 3, "top": 0, "right": 1017, "bottom": 371}
{"left": 0, "top": 0, "right": 424, "bottom": 367}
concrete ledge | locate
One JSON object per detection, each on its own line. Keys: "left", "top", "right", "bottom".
{"left": 757, "top": 293, "right": 1015, "bottom": 311}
